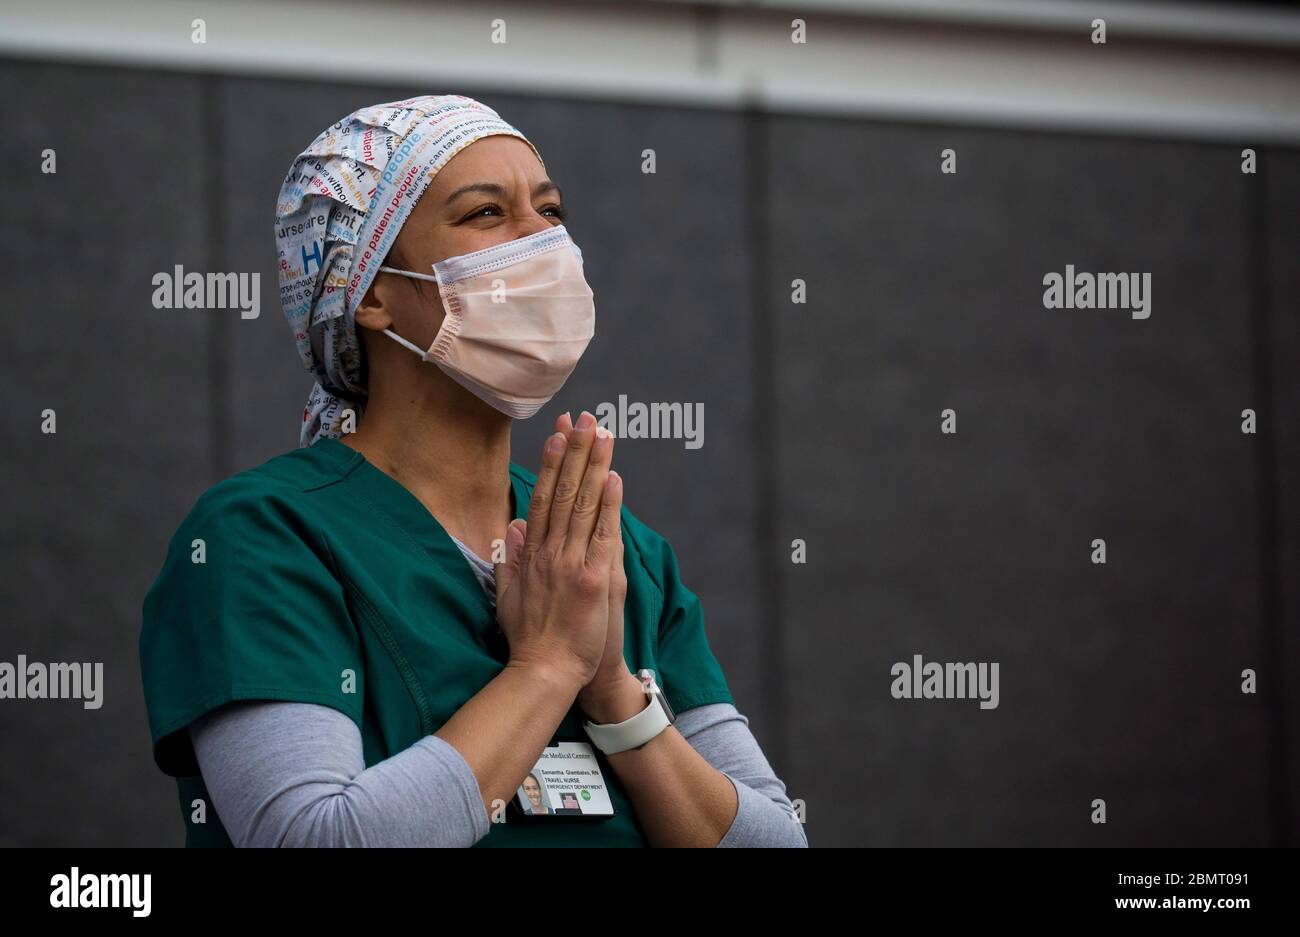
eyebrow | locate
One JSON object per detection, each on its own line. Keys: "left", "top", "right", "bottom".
{"left": 445, "top": 180, "right": 563, "bottom": 205}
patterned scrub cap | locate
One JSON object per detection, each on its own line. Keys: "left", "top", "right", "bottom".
{"left": 274, "top": 94, "right": 544, "bottom": 446}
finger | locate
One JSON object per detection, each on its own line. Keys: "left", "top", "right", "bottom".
{"left": 586, "top": 467, "right": 623, "bottom": 571}
{"left": 547, "top": 410, "right": 598, "bottom": 547}
{"left": 524, "top": 433, "right": 567, "bottom": 554}
{"left": 555, "top": 411, "right": 574, "bottom": 437}
{"left": 494, "top": 518, "right": 527, "bottom": 600}
{"left": 606, "top": 505, "right": 627, "bottom": 649}
{"left": 609, "top": 486, "right": 625, "bottom": 575}
{"left": 566, "top": 424, "right": 614, "bottom": 554}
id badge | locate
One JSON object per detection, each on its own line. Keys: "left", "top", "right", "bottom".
{"left": 511, "top": 740, "right": 616, "bottom": 819}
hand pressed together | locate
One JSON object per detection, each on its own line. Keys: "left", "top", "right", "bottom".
{"left": 493, "top": 410, "right": 629, "bottom": 702}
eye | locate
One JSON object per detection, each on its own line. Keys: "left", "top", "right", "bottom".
{"left": 462, "top": 203, "right": 503, "bottom": 221}
{"left": 460, "top": 202, "right": 568, "bottom": 222}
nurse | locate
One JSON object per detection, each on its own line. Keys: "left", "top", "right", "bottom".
{"left": 521, "top": 775, "right": 551, "bottom": 816}
{"left": 139, "top": 95, "right": 807, "bottom": 848}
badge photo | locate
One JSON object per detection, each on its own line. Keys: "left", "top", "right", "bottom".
{"left": 511, "top": 740, "right": 616, "bottom": 819}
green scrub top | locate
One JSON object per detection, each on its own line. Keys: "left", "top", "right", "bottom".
{"left": 139, "top": 436, "right": 734, "bottom": 847}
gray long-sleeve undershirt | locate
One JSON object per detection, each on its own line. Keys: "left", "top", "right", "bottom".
{"left": 189, "top": 698, "right": 808, "bottom": 847}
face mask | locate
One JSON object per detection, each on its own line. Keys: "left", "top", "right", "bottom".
{"left": 377, "top": 224, "right": 595, "bottom": 419}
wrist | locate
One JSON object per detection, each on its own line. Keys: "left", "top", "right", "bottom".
{"left": 506, "top": 655, "right": 589, "bottom": 699}
{"left": 578, "top": 668, "right": 647, "bottom": 725}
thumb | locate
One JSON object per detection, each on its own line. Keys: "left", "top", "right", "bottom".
{"left": 495, "top": 519, "right": 527, "bottom": 601}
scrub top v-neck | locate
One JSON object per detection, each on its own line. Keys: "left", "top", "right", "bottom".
{"left": 140, "top": 436, "right": 734, "bottom": 847}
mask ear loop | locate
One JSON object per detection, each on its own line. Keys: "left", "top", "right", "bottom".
{"left": 377, "top": 265, "right": 440, "bottom": 283}
{"left": 375, "top": 265, "right": 443, "bottom": 356}
{"left": 381, "top": 327, "right": 427, "bottom": 356}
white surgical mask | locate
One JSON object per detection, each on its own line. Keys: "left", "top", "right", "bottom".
{"left": 378, "top": 225, "right": 595, "bottom": 419}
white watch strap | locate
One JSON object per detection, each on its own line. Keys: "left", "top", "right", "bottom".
{"left": 582, "top": 693, "right": 671, "bottom": 755}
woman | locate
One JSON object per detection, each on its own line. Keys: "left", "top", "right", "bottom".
{"left": 139, "top": 94, "right": 806, "bottom": 847}
{"left": 520, "top": 774, "right": 551, "bottom": 816}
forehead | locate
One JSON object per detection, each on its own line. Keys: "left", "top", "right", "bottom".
{"left": 426, "top": 134, "right": 545, "bottom": 193}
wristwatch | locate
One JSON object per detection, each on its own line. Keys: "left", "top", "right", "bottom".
{"left": 582, "top": 669, "right": 676, "bottom": 755}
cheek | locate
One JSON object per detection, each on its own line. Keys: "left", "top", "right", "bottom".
{"left": 391, "top": 285, "right": 447, "bottom": 344}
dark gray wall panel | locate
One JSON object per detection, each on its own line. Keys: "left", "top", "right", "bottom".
{"left": 1264, "top": 147, "right": 1300, "bottom": 845}
{"left": 0, "top": 61, "right": 211, "bottom": 845}
{"left": 768, "top": 118, "right": 1271, "bottom": 846}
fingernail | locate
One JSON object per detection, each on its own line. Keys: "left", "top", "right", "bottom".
{"left": 563, "top": 411, "right": 572, "bottom": 425}
{"left": 577, "top": 411, "right": 595, "bottom": 429}
{"left": 546, "top": 433, "right": 565, "bottom": 454}
{"left": 595, "top": 426, "right": 612, "bottom": 440}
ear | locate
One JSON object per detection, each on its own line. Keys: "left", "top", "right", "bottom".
{"left": 354, "top": 278, "right": 394, "bottom": 333}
